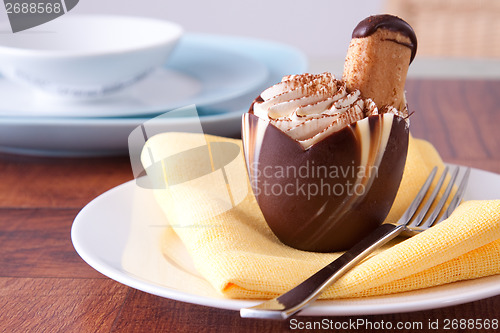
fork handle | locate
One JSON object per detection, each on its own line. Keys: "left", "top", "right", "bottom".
{"left": 240, "top": 223, "right": 405, "bottom": 320}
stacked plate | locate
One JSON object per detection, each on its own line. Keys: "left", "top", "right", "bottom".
{"left": 0, "top": 33, "right": 307, "bottom": 156}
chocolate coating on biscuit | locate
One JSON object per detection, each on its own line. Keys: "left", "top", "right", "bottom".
{"left": 352, "top": 14, "right": 417, "bottom": 63}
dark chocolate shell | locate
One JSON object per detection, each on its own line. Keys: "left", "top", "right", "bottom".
{"left": 242, "top": 112, "right": 409, "bottom": 252}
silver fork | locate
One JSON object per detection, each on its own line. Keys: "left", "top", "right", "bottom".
{"left": 240, "top": 166, "right": 471, "bottom": 320}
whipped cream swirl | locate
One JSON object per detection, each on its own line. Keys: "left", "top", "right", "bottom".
{"left": 253, "top": 72, "right": 405, "bottom": 149}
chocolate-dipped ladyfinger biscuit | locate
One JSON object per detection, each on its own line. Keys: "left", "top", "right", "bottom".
{"left": 342, "top": 14, "right": 417, "bottom": 112}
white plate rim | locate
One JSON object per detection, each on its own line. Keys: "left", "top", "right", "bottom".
{"left": 71, "top": 165, "right": 500, "bottom": 316}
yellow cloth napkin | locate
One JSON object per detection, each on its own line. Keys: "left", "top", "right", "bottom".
{"left": 141, "top": 133, "right": 500, "bottom": 299}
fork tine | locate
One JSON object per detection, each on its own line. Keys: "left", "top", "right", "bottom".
{"left": 398, "top": 167, "right": 437, "bottom": 226}
{"left": 407, "top": 166, "right": 449, "bottom": 228}
{"left": 438, "top": 167, "right": 471, "bottom": 222}
{"left": 419, "top": 166, "right": 460, "bottom": 228}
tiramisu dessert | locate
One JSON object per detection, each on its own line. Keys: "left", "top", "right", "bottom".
{"left": 242, "top": 14, "right": 416, "bottom": 252}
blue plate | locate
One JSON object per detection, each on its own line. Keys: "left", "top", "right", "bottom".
{"left": 193, "top": 33, "right": 308, "bottom": 116}
{"left": 0, "top": 35, "right": 269, "bottom": 118}
{"left": 0, "top": 34, "right": 307, "bottom": 155}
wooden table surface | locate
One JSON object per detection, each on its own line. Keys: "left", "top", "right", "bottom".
{"left": 1, "top": 79, "right": 499, "bottom": 332}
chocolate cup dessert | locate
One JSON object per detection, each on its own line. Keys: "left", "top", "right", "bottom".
{"left": 241, "top": 14, "right": 414, "bottom": 252}
{"left": 242, "top": 109, "right": 409, "bottom": 252}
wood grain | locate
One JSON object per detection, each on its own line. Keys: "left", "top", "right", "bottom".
{"left": 406, "top": 79, "right": 500, "bottom": 172}
{"left": 0, "top": 155, "right": 133, "bottom": 209}
{"left": 0, "top": 208, "right": 102, "bottom": 278}
{"left": 0, "top": 278, "right": 129, "bottom": 333}
{"left": 0, "top": 79, "right": 499, "bottom": 332}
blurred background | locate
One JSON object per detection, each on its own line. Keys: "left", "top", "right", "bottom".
{"left": 1, "top": 0, "right": 498, "bottom": 77}
{"left": 5, "top": 0, "right": 500, "bottom": 77}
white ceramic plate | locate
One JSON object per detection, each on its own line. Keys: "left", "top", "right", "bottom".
{"left": 0, "top": 34, "right": 307, "bottom": 156}
{"left": 0, "top": 34, "right": 268, "bottom": 117}
{"left": 71, "top": 166, "right": 500, "bottom": 316}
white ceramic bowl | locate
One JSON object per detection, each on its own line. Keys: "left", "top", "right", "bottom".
{"left": 0, "top": 15, "right": 183, "bottom": 99}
